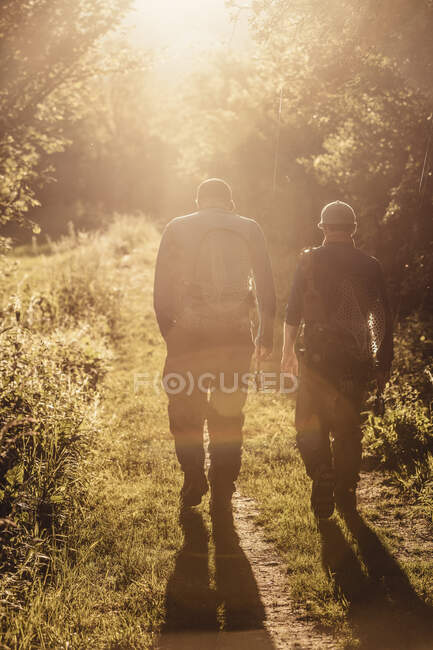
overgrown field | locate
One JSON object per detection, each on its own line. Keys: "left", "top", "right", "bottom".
{"left": 1, "top": 216, "right": 432, "bottom": 648}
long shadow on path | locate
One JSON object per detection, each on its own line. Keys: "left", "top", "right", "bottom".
{"left": 319, "top": 513, "right": 433, "bottom": 650}
{"left": 158, "top": 507, "right": 275, "bottom": 650}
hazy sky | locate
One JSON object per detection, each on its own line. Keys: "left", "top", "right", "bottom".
{"left": 127, "top": 0, "right": 251, "bottom": 58}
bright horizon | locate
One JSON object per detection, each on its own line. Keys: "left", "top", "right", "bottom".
{"left": 126, "top": 0, "right": 252, "bottom": 61}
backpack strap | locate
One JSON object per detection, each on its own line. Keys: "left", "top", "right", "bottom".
{"left": 301, "top": 249, "right": 327, "bottom": 323}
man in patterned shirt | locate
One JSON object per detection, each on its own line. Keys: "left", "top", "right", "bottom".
{"left": 281, "top": 201, "right": 393, "bottom": 519}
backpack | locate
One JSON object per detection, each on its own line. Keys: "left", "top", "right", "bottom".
{"left": 301, "top": 250, "right": 386, "bottom": 379}
{"left": 176, "top": 227, "right": 253, "bottom": 336}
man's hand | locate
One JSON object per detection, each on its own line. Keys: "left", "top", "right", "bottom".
{"left": 255, "top": 344, "right": 272, "bottom": 362}
{"left": 281, "top": 349, "right": 299, "bottom": 376}
{"left": 376, "top": 368, "right": 391, "bottom": 394}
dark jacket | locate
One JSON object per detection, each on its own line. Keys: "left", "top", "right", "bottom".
{"left": 285, "top": 242, "right": 393, "bottom": 371}
{"left": 154, "top": 208, "right": 276, "bottom": 349}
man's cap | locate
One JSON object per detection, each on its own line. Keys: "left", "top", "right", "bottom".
{"left": 196, "top": 178, "right": 232, "bottom": 204}
{"left": 318, "top": 200, "right": 357, "bottom": 227}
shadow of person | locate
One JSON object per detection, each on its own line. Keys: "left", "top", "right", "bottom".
{"left": 159, "top": 508, "right": 218, "bottom": 650}
{"left": 158, "top": 506, "right": 275, "bottom": 650}
{"left": 211, "top": 505, "right": 275, "bottom": 649}
{"left": 319, "top": 514, "right": 433, "bottom": 650}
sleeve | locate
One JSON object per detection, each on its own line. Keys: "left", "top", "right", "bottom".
{"left": 153, "top": 222, "right": 178, "bottom": 340}
{"left": 374, "top": 260, "right": 394, "bottom": 372}
{"left": 285, "top": 258, "right": 306, "bottom": 327}
{"left": 249, "top": 221, "right": 276, "bottom": 349}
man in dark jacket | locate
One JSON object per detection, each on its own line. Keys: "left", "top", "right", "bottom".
{"left": 154, "top": 178, "right": 276, "bottom": 509}
{"left": 281, "top": 201, "right": 393, "bottom": 519}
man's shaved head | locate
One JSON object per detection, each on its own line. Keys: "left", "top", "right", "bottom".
{"left": 196, "top": 178, "right": 233, "bottom": 206}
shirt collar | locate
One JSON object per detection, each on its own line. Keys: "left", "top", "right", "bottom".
{"left": 322, "top": 239, "right": 355, "bottom": 248}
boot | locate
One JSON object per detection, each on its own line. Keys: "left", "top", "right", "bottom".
{"left": 311, "top": 464, "right": 335, "bottom": 520}
{"left": 180, "top": 471, "right": 209, "bottom": 508}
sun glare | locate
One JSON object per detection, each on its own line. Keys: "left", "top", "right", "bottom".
{"left": 127, "top": 0, "right": 250, "bottom": 56}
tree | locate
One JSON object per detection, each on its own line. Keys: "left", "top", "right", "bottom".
{"left": 29, "top": 65, "right": 175, "bottom": 237}
{"left": 0, "top": 0, "right": 131, "bottom": 231}
{"left": 245, "top": 0, "right": 433, "bottom": 314}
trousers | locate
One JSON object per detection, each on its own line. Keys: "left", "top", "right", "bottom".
{"left": 163, "top": 328, "right": 253, "bottom": 486}
{"left": 295, "top": 359, "right": 367, "bottom": 490}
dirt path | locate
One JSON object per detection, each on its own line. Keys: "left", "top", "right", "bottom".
{"left": 159, "top": 469, "right": 433, "bottom": 650}
{"left": 232, "top": 492, "right": 337, "bottom": 649}
{"left": 159, "top": 489, "right": 337, "bottom": 650}
{"left": 159, "top": 431, "right": 337, "bottom": 649}
{"left": 228, "top": 470, "right": 433, "bottom": 650}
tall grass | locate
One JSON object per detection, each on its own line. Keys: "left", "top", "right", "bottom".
{"left": 363, "top": 315, "right": 433, "bottom": 516}
{"left": 0, "top": 215, "right": 153, "bottom": 630}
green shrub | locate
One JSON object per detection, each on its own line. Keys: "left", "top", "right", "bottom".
{"left": 0, "top": 220, "right": 130, "bottom": 620}
{"left": 363, "top": 314, "right": 433, "bottom": 519}
{"left": 364, "top": 384, "right": 433, "bottom": 472}
{"left": 0, "top": 326, "right": 104, "bottom": 614}
{"left": 392, "top": 314, "right": 433, "bottom": 402}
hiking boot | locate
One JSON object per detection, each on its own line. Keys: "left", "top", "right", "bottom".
{"left": 180, "top": 472, "right": 209, "bottom": 508}
{"left": 311, "top": 465, "right": 335, "bottom": 520}
{"left": 335, "top": 486, "right": 357, "bottom": 517}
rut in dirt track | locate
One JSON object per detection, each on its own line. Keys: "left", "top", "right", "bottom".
{"left": 231, "top": 492, "right": 336, "bottom": 649}
{"left": 158, "top": 490, "right": 336, "bottom": 650}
